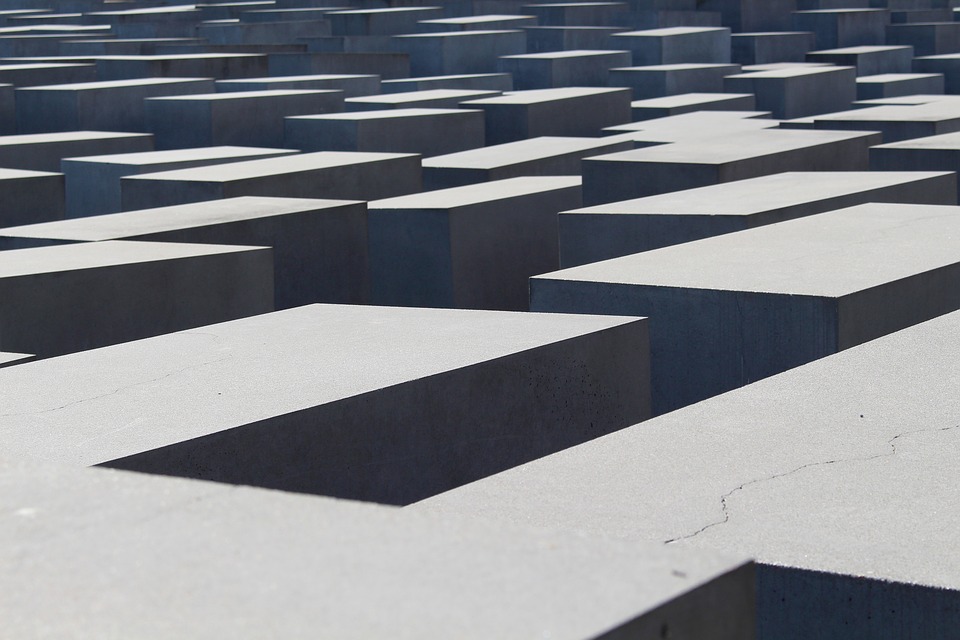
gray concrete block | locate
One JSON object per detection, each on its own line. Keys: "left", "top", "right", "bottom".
{"left": 419, "top": 13, "right": 537, "bottom": 32}
{"left": 416, "top": 308, "right": 960, "bottom": 638}
{"left": 0, "top": 196, "right": 368, "bottom": 309}
{"left": 0, "top": 168, "right": 63, "bottom": 227}
{"left": 381, "top": 72, "right": 513, "bottom": 92}
{"left": 608, "top": 63, "right": 741, "bottom": 99}
{"left": 628, "top": 91, "right": 755, "bottom": 119}
{"left": 791, "top": 9, "right": 889, "bottom": 49}
{"left": 582, "top": 129, "right": 880, "bottom": 204}
{"left": 61, "top": 146, "right": 298, "bottom": 218}
{"left": 268, "top": 51, "right": 410, "bottom": 80}
{"left": 809, "top": 102, "right": 960, "bottom": 142}
{"left": 121, "top": 151, "right": 421, "bottom": 210}
{"left": 15, "top": 77, "right": 216, "bottom": 134}
{"left": 95, "top": 53, "right": 269, "bottom": 80}
{"left": 499, "top": 49, "right": 632, "bottom": 90}
{"left": 530, "top": 202, "right": 960, "bottom": 414}
{"left": 423, "top": 134, "right": 635, "bottom": 189}
{"left": 604, "top": 110, "right": 777, "bottom": 143}
{"left": 464, "top": 87, "right": 632, "bottom": 144}
{"left": 698, "top": 0, "right": 797, "bottom": 31}
{"left": 196, "top": 20, "right": 332, "bottom": 46}
{"left": 913, "top": 54, "right": 960, "bottom": 93}
{"left": 806, "top": 44, "right": 913, "bottom": 75}
{"left": 329, "top": 7, "right": 444, "bottom": 35}
{"left": 610, "top": 27, "right": 732, "bottom": 66}
{"left": 286, "top": 108, "right": 485, "bottom": 157}
{"left": 0, "top": 240, "right": 273, "bottom": 358}
{"left": 0, "top": 351, "right": 31, "bottom": 367}
{"left": 523, "top": 1, "right": 630, "bottom": 26}
{"left": 369, "top": 176, "right": 579, "bottom": 310}
{"left": 0, "top": 131, "right": 154, "bottom": 172}
{"left": 0, "top": 61, "right": 95, "bottom": 86}
{"left": 731, "top": 32, "right": 817, "bottom": 66}
{"left": 0, "top": 303, "right": 650, "bottom": 504}
{"left": 145, "top": 90, "right": 344, "bottom": 150}
{"left": 887, "top": 21, "right": 960, "bottom": 56}
{"left": 216, "top": 73, "right": 380, "bottom": 98}
{"left": 0, "top": 461, "right": 753, "bottom": 639}
{"left": 855, "top": 72, "right": 944, "bottom": 99}
{"left": 525, "top": 25, "right": 625, "bottom": 53}
{"left": 395, "top": 29, "right": 527, "bottom": 76}
{"left": 345, "top": 87, "right": 501, "bottom": 111}
{"left": 724, "top": 66, "right": 856, "bottom": 119}
{"left": 871, "top": 130, "right": 960, "bottom": 193}
{"left": 559, "top": 171, "right": 956, "bottom": 267}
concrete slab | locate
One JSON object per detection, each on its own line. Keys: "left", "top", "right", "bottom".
{"left": 0, "top": 61, "right": 95, "bottom": 86}
{"left": 723, "top": 66, "right": 857, "bottom": 119}
{"left": 345, "top": 87, "right": 500, "bottom": 111}
{"left": 145, "top": 90, "right": 344, "bottom": 150}
{"left": 559, "top": 171, "right": 956, "bottom": 266}
{"left": 369, "top": 176, "right": 579, "bottom": 310}
{"left": 0, "top": 168, "right": 63, "bottom": 226}
{"left": 381, "top": 72, "right": 513, "bottom": 93}
{"left": 0, "top": 240, "right": 273, "bottom": 358}
{"left": 628, "top": 91, "right": 755, "bottom": 119}
{"left": 525, "top": 25, "right": 625, "bottom": 53}
{"left": 121, "top": 151, "right": 421, "bottom": 210}
{"left": 286, "top": 108, "right": 485, "bottom": 157}
{"left": 530, "top": 202, "right": 960, "bottom": 414}
{"left": 887, "top": 21, "right": 960, "bottom": 57}
{"left": 419, "top": 13, "right": 537, "bottom": 32}
{"left": 809, "top": 102, "right": 960, "bottom": 142}
{"left": 395, "top": 29, "right": 526, "bottom": 76}
{"left": 581, "top": 129, "right": 880, "bottom": 203}
{"left": 0, "top": 130, "right": 153, "bottom": 172}
{"left": 608, "top": 63, "right": 741, "bottom": 99}
{"left": 604, "top": 110, "right": 778, "bottom": 144}
{"left": 0, "top": 303, "right": 650, "bottom": 505}
{"left": 61, "top": 146, "right": 298, "bottom": 218}
{"left": 871, "top": 130, "right": 960, "bottom": 192}
{"left": 791, "top": 9, "right": 889, "bottom": 50}
{"left": 267, "top": 51, "right": 410, "bottom": 80}
{"left": 16, "top": 77, "right": 216, "bottom": 134}
{"left": 463, "top": 87, "right": 632, "bottom": 144}
{"left": 731, "top": 32, "right": 817, "bottom": 66}
{"left": 913, "top": 54, "right": 960, "bottom": 93}
{"left": 0, "top": 462, "right": 753, "bottom": 639}
{"left": 95, "top": 53, "right": 269, "bottom": 80}
{"left": 216, "top": 73, "right": 380, "bottom": 98}
{"left": 498, "top": 49, "right": 633, "bottom": 90}
{"left": 422, "top": 134, "right": 634, "bottom": 189}
{"left": 415, "top": 308, "right": 960, "bottom": 638}
{"left": 0, "top": 350, "right": 31, "bottom": 367}
{"left": 328, "top": 7, "right": 444, "bottom": 36}
{"left": 855, "top": 72, "right": 944, "bottom": 100}
{"left": 805, "top": 44, "right": 914, "bottom": 75}
{"left": 610, "top": 27, "right": 732, "bottom": 66}
{"left": 0, "top": 196, "right": 367, "bottom": 309}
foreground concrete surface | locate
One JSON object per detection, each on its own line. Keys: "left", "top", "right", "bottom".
{"left": 0, "top": 304, "right": 650, "bottom": 505}
{"left": 416, "top": 310, "right": 960, "bottom": 638}
{"left": 0, "top": 462, "right": 754, "bottom": 639}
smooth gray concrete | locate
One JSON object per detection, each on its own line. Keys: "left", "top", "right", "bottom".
{"left": 604, "top": 110, "right": 777, "bottom": 144}
{"left": 887, "top": 21, "right": 960, "bottom": 57}
{"left": 395, "top": 29, "right": 527, "bottom": 76}
{"left": 699, "top": 0, "right": 794, "bottom": 32}
{"left": 0, "top": 462, "right": 754, "bottom": 639}
{"left": 0, "top": 196, "right": 367, "bottom": 309}
{"left": 498, "top": 49, "right": 633, "bottom": 90}
{"left": 871, "top": 130, "right": 960, "bottom": 192}
{"left": 582, "top": 129, "right": 880, "bottom": 204}
{"left": 345, "top": 87, "right": 500, "bottom": 111}
{"left": 416, "top": 308, "right": 960, "bottom": 639}
{"left": 609, "top": 63, "right": 741, "bottom": 99}
{"left": 0, "top": 240, "right": 273, "bottom": 358}
{"left": 423, "top": 134, "right": 634, "bottom": 189}
{"left": 381, "top": 72, "right": 513, "bottom": 93}
{"left": 560, "top": 171, "right": 956, "bottom": 267}
{"left": 369, "top": 176, "right": 579, "bottom": 311}
{"left": 145, "top": 90, "right": 344, "bottom": 150}
{"left": 16, "top": 77, "right": 216, "bottom": 134}
{"left": 120, "top": 151, "right": 421, "bottom": 210}
{"left": 808, "top": 102, "right": 960, "bottom": 142}
{"left": 723, "top": 66, "right": 856, "bottom": 119}
{"left": 61, "top": 146, "right": 297, "bottom": 218}
{"left": 530, "top": 202, "right": 960, "bottom": 414}
{"left": 791, "top": 9, "right": 889, "bottom": 50}
{"left": 525, "top": 25, "right": 625, "bottom": 53}
{"left": 0, "top": 303, "right": 650, "bottom": 505}
{"left": 0, "top": 131, "right": 153, "bottom": 172}
{"left": 0, "top": 350, "right": 30, "bottom": 367}
{"left": 856, "top": 72, "right": 944, "bottom": 100}
{"left": 419, "top": 13, "right": 536, "bottom": 32}
{"left": 463, "top": 87, "right": 632, "bottom": 144}
{"left": 95, "top": 53, "right": 268, "bottom": 81}
{"left": 610, "top": 27, "right": 732, "bottom": 66}
{"left": 0, "top": 168, "right": 64, "bottom": 226}
{"left": 731, "top": 31, "right": 817, "bottom": 66}
{"left": 285, "top": 108, "right": 485, "bottom": 157}
{"left": 0, "top": 61, "right": 95, "bottom": 86}
{"left": 913, "top": 54, "right": 960, "bottom": 93}
{"left": 329, "top": 7, "right": 444, "bottom": 35}
{"left": 628, "top": 91, "right": 755, "bottom": 119}
{"left": 267, "top": 52, "right": 410, "bottom": 81}
{"left": 215, "top": 73, "right": 380, "bottom": 98}
{"left": 806, "top": 45, "right": 913, "bottom": 76}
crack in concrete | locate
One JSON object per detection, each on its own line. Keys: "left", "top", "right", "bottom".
{"left": 664, "top": 423, "right": 960, "bottom": 544}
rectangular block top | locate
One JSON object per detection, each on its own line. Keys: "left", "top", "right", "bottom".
{"left": 813, "top": 103, "right": 960, "bottom": 124}
{"left": 217, "top": 73, "right": 376, "bottom": 85}
{"left": 0, "top": 352, "right": 31, "bottom": 367}
{"left": 346, "top": 88, "right": 500, "bottom": 105}
{"left": 22, "top": 77, "right": 212, "bottom": 91}
{"left": 423, "top": 134, "right": 635, "bottom": 170}
{"left": 873, "top": 130, "right": 960, "bottom": 150}
{"left": 146, "top": 89, "right": 337, "bottom": 102}
{"left": 62, "top": 145, "right": 295, "bottom": 167}
{"left": 0, "top": 462, "right": 750, "bottom": 639}
{"left": 395, "top": 29, "right": 523, "bottom": 39}
{"left": 0, "top": 167, "right": 59, "bottom": 179}
{"left": 566, "top": 172, "right": 954, "bottom": 216}
{"left": 371, "top": 176, "right": 581, "bottom": 209}
{"left": 614, "top": 27, "right": 729, "bottom": 37}
{"left": 464, "top": 86, "right": 629, "bottom": 105}
{"left": 128, "top": 151, "right": 418, "bottom": 184}
{"left": 726, "top": 65, "right": 854, "bottom": 79}
{"left": 0, "top": 304, "right": 642, "bottom": 467}
{"left": 536, "top": 202, "right": 960, "bottom": 297}
{"left": 416, "top": 308, "right": 960, "bottom": 591}
{"left": 501, "top": 49, "right": 630, "bottom": 60}
{"left": 0, "top": 196, "right": 358, "bottom": 242}
{"left": 0, "top": 239, "right": 267, "bottom": 280}
{"left": 630, "top": 93, "right": 754, "bottom": 108}
{"left": 588, "top": 129, "right": 879, "bottom": 165}
{"left": 289, "top": 107, "right": 469, "bottom": 122}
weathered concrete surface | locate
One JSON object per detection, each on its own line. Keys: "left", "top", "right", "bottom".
{"left": 559, "top": 171, "right": 956, "bottom": 266}
{"left": 416, "top": 309, "right": 960, "bottom": 639}
{"left": 0, "top": 462, "right": 754, "bottom": 639}
{"left": 532, "top": 202, "right": 960, "bottom": 414}
{"left": 0, "top": 304, "right": 650, "bottom": 505}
